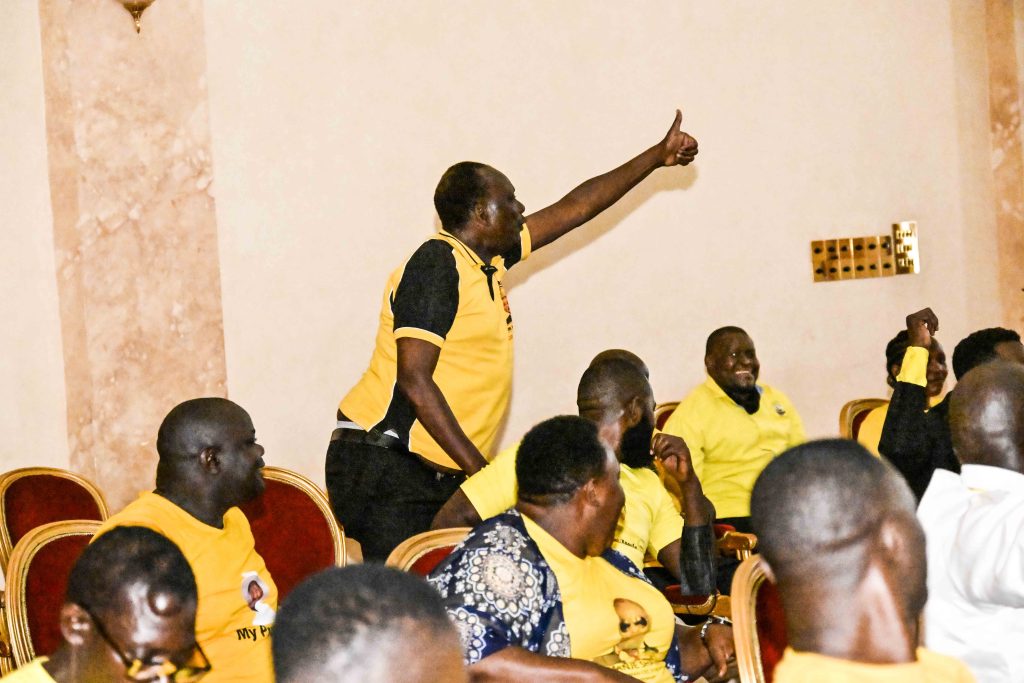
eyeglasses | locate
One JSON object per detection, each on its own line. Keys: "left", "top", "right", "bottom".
{"left": 80, "top": 603, "right": 211, "bottom": 682}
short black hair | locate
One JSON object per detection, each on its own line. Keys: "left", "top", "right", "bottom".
{"left": 273, "top": 565, "right": 453, "bottom": 682}
{"left": 433, "top": 162, "right": 491, "bottom": 231}
{"left": 577, "top": 358, "right": 650, "bottom": 420}
{"left": 705, "top": 326, "right": 748, "bottom": 355}
{"left": 952, "top": 328, "right": 1021, "bottom": 380}
{"left": 71, "top": 527, "right": 196, "bottom": 621}
{"left": 751, "top": 439, "right": 917, "bottom": 575}
{"left": 156, "top": 397, "right": 243, "bottom": 461}
{"left": 516, "top": 415, "right": 608, "bottom": 505}
{"left": 884, "top": 330, "right": 911, "bottom": 385}
{"left": 588, "top": 349, "right": 649, "bottom": 380}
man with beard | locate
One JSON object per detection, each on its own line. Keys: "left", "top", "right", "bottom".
{"left": 662, "top": 327, "right": 805, "bottom": 533}
{"left": 432, "top": 353, "right": 716, "bottom": 594}
{"left": 96, "top": 398, "right": 277, "bottom": 682}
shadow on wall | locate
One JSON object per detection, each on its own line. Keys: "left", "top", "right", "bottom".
{"left": 506, "top": 165, "right": 699, "bottom": 290}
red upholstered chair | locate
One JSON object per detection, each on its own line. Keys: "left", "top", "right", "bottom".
{"left": 839, "top": 398, "right": 888, "bottom": 440}
{"left": 732, "top": 555, "right": 787, "bottom": 683}
{"left": 654, "top": 401, "right": 680, "bottom": 431}
{"left": 0, "top": 468, "right": 108, "bottom": 570}
{"left": 4, "top": 521, "right": 100, "bottom": 669}
{"left": 238, "top": 467, "right": 345, "bottom": 601}
{"left": 385, "top": 528, "right": 471, "bottom": 576}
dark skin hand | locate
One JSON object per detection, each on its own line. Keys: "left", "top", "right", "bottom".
{"left": 906, "top": 307, "right": 938, "bottom": 349}
{"left": 468, "top": 647, "right": 636, "bottom": 682}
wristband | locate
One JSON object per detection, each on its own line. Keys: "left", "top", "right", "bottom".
{"left": 699, "top": 615, "right": 732, "bottom": 647}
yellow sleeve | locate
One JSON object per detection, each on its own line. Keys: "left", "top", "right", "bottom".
{"left": 646, "top": 474, "right": 684, "bottom": 556}
{"left": 896, "top": 346, "right": 929, "bottom": 387}
{"left": 393, "top": 326, "right": 445, "bottom": 347}
{"left": 662, "top": 403, "right": 706, "bottom": 482}
{"left": 460, "top": 442, "right": 519, "bottom": 521}
{"left": 785, "top": 400, "right": 806, "bottom": 448}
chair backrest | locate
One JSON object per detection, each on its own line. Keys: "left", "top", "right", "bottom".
{"left": 5, "top": 520, "right": 101, "bottom": 667}
{"left": 385, "top": 528, "right": 471, "bottom": 576}
{"left": 732, "top": 555, "right": 787, "bottom": 683}
{"left": 237, "top": 467, "right": 345, "bottom": 601}
{"left": 838, "top": 398, "right": 888, "bottom": 440}
{"left": 654, "top": 401, "right": 680, "bottom": 431}
{"left": 0, "top": 468, "right": 108, "bottom": 569}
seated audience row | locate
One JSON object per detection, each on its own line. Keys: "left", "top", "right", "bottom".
{"left": 433, "top": 351, "right": 718, "bottom": 596}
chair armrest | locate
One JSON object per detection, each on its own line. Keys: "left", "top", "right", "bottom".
{"left": 717, "top": 531, "right": 757, "bottom": 560}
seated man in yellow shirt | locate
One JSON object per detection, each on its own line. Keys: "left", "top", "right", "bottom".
{"left": 750, "top": 439, "right": 974, "bottom": 683}
{"left": 2, "top": 526, "right": 206, "bottom": 683}
{"left": 432, "top": 351, "right": 717, "bottom": 595}
{"left": 429, "top": 415, "right": 734, "bottom": 682}
{"left": 96, "top": 398, "right": 277, "bottom": 683}
{"left": 662, "top": 326, "right": 804, "bottom": 533}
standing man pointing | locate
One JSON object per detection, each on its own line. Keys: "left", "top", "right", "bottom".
{"left": 327, "top": 111, "right": 699, "bottom": 561}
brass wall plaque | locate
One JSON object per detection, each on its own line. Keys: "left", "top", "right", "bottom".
{"left": 811, "top": 222, "right": 917, "bottom": 282}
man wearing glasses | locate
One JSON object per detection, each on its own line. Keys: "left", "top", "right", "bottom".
{"left": 2, "top": 526, "right": 210, "bottom": 682}
{"left": 95, "top": 398, "right": 276, "bottom": 682}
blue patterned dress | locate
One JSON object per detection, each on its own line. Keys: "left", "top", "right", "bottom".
{"left": 428, "top": 510, "right": 686, "bottom": 681}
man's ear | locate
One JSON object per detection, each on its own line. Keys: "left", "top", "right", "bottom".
{"left": 580, "top": 478, "right": 602, "bottom": 510}
{"left": 60, "top": 603, "right": 92, "bottom": 646}
{"left": 704, "top": 354, "right": 714, "bottom": 373}
{"left": 199, "top": 446, "right": 221, "bottom": 474}
{"left": 624, "top": 395, "right": 643, "bottom": 428}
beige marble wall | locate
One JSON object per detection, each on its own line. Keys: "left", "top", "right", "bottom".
{"left": 986, "top": 0, "right": 1024, "bottom": 330}
{"left": 38, "top": 0, "right": 226, "bottom": 510}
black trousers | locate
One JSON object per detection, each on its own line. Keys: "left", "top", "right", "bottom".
{"left": 325, "top": 438, "right": 464, "bottom": 562}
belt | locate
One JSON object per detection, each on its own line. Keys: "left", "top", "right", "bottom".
{"left": 330, "top": 427, "right": 463, "bottom": 478}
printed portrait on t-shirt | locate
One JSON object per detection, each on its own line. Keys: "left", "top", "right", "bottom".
{"left": 594, "top": 598, "right": 664, "bottom": 677}
{"left": 240, "top": 570, "right": 275, "bottom": 626}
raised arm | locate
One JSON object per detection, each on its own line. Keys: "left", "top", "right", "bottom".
{"left": 525, "top": 110, "right": 698, "bottom": 250}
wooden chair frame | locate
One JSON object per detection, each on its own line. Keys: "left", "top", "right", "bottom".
{"left": 838, "top": 398, "right": 889, "bottom": 440}
{"left": 654, "top": 401, "right": 680, "bottom": 431}
{"left": 4, "top": 520, "right": 101, "bottom": 668}
{"left": 0, "top": 468, "right": 108, "bottom": 570}
{"left": 385, "top": 528, "right": 470, "bottom": 571}
{"left": 731, "top": 554, "right": 773, "bottom": 683}
{"left": 258, "top": 466, "right": 347, "bottom": 567}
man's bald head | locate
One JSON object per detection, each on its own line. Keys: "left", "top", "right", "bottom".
{"left": 157, "top": 397, "right": 249, "bottom": 461}
{"left": 588, "top": 349, "right": 650, "bottom": 380}
{"left": 950, "top": 360, "right": 1024, "bottom": 473}
{"left": 577, "top": 358, "right": 652, "bottom": 425}
{"left": 751, "top": 439, "right": 925, "bottom": 619}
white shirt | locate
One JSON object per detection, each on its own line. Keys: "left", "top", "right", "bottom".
{"left": 918, "top": 464, "right": 1024, "bottom": 683}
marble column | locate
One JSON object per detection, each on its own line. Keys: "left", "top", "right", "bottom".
{"left": 38, "top": 0, "right": 226, "bottom": 510}
{"left": 986, "top": 0, "right": 1024, "bottom": 331}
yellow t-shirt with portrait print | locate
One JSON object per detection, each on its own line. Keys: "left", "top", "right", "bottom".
{"left": 0, "top": 658, "right": 56, "bottom": 682}
{"left": 773, "top": 647, "right": 975, "bottom": 682}
{"left": 523, "top": 516, "right": 676, "bottom": 683}
{"left": 96, "top": 492, "right": 277, "bottom": 683}
{"left": 462, "top": 443, "right": 683, "bottom": 569}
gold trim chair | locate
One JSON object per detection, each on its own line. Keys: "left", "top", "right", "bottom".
{"left": 0, "top": 468, "right": 108, "bottom": 570}
{"left": 260, "top": 467, "right": 346, "bottom": 567}
{"left": 838, "top": 398, "right": 888, "bottom": 440}
{"left": 654, "top": 401, "right": 680, "bottom": 431}
{"left": 732, "top": 554, "right": 787, "bottom": 683}
{"left": 238, "top": 467, "right": 346, "bottom": 600}
{"left": 5, "top": 520, "right": 102, "bottom": 669}
{"left": 385, "top": 528, "right": 471, "bottom": 575}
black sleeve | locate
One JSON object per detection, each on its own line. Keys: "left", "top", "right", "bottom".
{"left": 878, "top": 381, "right": 934, "bottom": 500}
{"left": 392, "top": 241, "right": 459, "bottom": 341}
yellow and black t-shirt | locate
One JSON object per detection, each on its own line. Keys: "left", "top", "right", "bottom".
{"left": 340, "top": 227, "right": 531, "bottom": 469}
